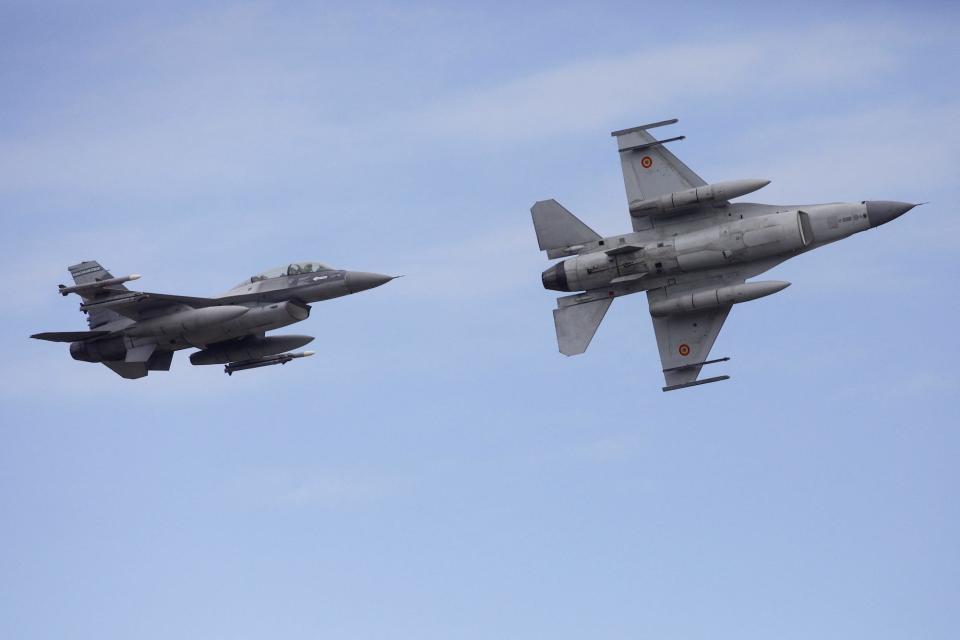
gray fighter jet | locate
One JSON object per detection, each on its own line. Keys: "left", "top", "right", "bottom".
{"left": 32, "top": 260, "right": 395, "bottom": 378}
{"left": 532, "top": 119, "right": 919, "bottom": 391}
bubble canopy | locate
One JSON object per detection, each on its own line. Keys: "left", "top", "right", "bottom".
{"left": 244, "top": 261, "right": 335, "bottom": 285}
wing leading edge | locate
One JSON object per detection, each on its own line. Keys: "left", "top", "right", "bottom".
{"left": 646, "top": 256, "right": 790, "bottom": 390}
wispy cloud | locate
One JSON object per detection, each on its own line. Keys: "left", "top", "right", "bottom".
{"left": 409, "top": 25, "right": 910, "bottom": 142}
{"left": 3, "top": 12, "right": 954, "bottom": 402}
{"left": 0, "top": 19, "right": 936, "bottom": 196}
{"left": 723, "top": 103, "right": 960, "bottom": 200}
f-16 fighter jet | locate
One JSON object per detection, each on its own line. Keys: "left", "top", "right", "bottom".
{"left": 32, "top": 261, "right": 395, "bottom": 379}
{"left": 532, "top": 119, "right": 919, "bottom": 391}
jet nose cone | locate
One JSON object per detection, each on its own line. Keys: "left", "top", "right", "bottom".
{"left": 346, "top": 271, "right": 394, "bottom": 294}
{"left": 866, "top": 201, "right": 917, "bottom": 227}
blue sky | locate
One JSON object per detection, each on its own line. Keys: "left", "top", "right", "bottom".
{"left": 1, "top": 2, "right": 958, "bottom": 639}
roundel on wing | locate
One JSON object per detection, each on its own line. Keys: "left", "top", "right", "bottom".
{"left": 641, "top": 156, "right": 653, "bottom": 169}
{"left": 678, "top": 343, "right": 691, "bottom": 357}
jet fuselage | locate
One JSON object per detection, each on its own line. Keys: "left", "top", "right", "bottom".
{"left": 542, "top": 201, "right": 913, "bottom": 294}
{"left": 41, "top": 261, "right": 395, "bottom": 378}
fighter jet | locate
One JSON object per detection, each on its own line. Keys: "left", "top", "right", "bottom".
{"left": 532, "top": 118, "right": 919, "bottom": 391}
{"left": 32, "top": 260, "right": 395, "bottom": 379}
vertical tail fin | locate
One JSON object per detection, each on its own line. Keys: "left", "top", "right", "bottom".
{"left": 67, "top": 261, "right": 130, "bottom": 291}
{"left": 67, "top": 261, "right": 130, "bottom": 329}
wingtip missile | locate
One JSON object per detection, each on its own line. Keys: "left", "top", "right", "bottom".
{"left": 58, "top": 273, "right": 142, "bottom": 296}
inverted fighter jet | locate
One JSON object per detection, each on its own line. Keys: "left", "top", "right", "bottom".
{"left": 532, "top": 119, "right": 919, "bottom": 391}
{"left": 32, "top": 260, "right": 395, "bottom": 379}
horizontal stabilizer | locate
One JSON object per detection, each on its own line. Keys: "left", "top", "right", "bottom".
{"left": 31, "top": 330, "right": 111, "bottom": 342}
{"left": 531, "top": 200, "right": 601, "bottom": 252}
{"left": 553, "top": 297, "right": 613, "bottom": 356}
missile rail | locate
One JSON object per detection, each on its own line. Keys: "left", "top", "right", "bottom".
{"left": 662, "top": 357, "right": 731, "bottom": 392}
{"left": 663, "top": 375, "right": 730, "bottom": 392}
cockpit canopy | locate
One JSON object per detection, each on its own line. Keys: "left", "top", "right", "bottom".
{"left": 243, "top": 261, "right": 334, "bottom": 285}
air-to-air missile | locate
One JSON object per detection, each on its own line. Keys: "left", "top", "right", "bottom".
{"left": 58, "top": 273, "right": 141, "bottom": 295}
{"left": 224, "top": 350, "right": 316, "bottom": 375}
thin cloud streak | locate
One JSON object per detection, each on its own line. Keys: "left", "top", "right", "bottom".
{"left": 410, "top": 25, "right": 907, "bottom": 142}
{"left": 723, "top": 103, "right": 960, "bottom": 200}
{"left": 0, "top": 21, "right": 929, "bottom": 196}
